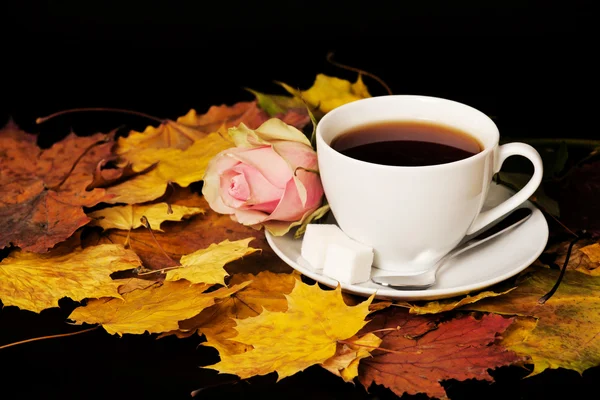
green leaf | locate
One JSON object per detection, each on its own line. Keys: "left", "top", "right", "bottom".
{"left": 246, "top": 88, "right": 304, "bottom": 117}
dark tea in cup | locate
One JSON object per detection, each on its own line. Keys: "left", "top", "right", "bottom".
{"left": 331, "top": 120, "right": 483, "bottom": 167}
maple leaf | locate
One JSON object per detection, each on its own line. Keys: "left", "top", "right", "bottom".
{"left": 246, "top": 88, "right": 312, "bottom": 128}
{"left": 87, "top": 203, "right": 204, "bottom": 232}
{"left": 83, "top": 189, "right": 291, "bottom": 275}
{"left": 321, "top": 333, "right": 382, "bottom": 383}
{"left": 0, "top": 121, "right": 114, "bottom": 252}
{"left": 205, "top": 281, "right": 373, "bottom": 381}
{"left": 396, "top": 288, "right": 516, "bottom": 315}
{"left": 165, "top": 238, "right": 260, "bottom": 286}
{"left": 538, "top": 238, "right": 600, "bottom": 275}
{"left": 0, "top": 243, "right": 141, "bottom": 313}
{"left": 116, "top": 101, "right": 269, "bottom": 154}
{"left": 464, "top": 266, "right": 600, "bottom": 376}
{"left": 116, "top": 277, "right": 158, "bottom": 295}
{"left": 104, "top": 132, "right": 234, "bottom": 204}
{"left": 358, "top": 308, "right": 522, "bottom": 400}
{"left": 278, "top": 73, "right": 371, "bottom": 113}
{"left": 68, "top": 280, "right": 251, "bottom": 336}
{"left": 164, "top": 271, "right": 300, "bottom": 355}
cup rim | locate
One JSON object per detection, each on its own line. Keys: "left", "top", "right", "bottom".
{"left": 316, "top": 94, "right": 498, "bottom": 170}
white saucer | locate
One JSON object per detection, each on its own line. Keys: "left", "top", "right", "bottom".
{"left": 265, "top": 183, "right": 549, "bottom": 301}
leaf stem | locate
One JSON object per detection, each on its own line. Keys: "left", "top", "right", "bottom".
{"left": 326, "top": 51, "right": 393, "bottom": 95}
{"left": 337, "top": 339, "right": 416, "bottom": 356}
{"left": 48, "top": 138, "right": 109, "bottom": 191}
{"left": 140, "top": 215, "right": 180, "bottom": 268}
{"left": 0, "top": 326, "right": 99, "bottom": 351}
{"left": 36, "top": 107, "right": 164, "bottom": 124}
{"left": 136, "top": 265, "right": 182, "bottom": 276}
{"left": 538, "top": 233, "right": 588, "bottom": 304}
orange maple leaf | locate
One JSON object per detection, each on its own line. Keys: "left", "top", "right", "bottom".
{"left": 0, "top": 121, "right": 115, "bottom": 252}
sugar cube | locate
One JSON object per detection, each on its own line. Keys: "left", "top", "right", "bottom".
{"left": 300, "top": 224, "right": 346, "bottom": 270}
{"left": 323, "top": 240, "right": 374, "bottom": 285}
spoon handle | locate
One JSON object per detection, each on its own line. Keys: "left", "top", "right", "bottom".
{"left": 444, "top": 207, "right": 533, "bottom": 261}
{"left": 370, "top": 207, "right": 533, "bottom": 290}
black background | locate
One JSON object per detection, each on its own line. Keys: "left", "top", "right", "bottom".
{"left": 1, "top": 1, "right": 598, "bottom": 399}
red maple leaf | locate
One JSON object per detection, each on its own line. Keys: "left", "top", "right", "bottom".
{"left": 358, "top": 308, "right": 523, "bottom": 399}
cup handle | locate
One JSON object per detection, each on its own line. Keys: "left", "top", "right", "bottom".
{"left": 466, "top": 143, "right": 544, "bottom": 235}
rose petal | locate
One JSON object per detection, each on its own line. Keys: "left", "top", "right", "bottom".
{"left": 229, "top": 123, "right": 270, "bottom": 149}
{"left": 248, "top": 199, "right": 280, "bottom": 214}
{"left": 232, "top": 208, "right": 270, "bottom": 225}
{"left": 228, "top": 171, "right": 251, "bottom": 201}
{"left": 232, "top": 164, "right": 284, "bottom": 212}
{"left": 219, "top": 170, "right": 247, "bottom": 209}
{"left": 295, "top": 169, "right": 324, "bottom": 211}
{"left": 202, "top": 151, "right": 240, "bottom": 215}
{"left": 272, "top": 140, "right": 319, "bottom": 171}
{"left": 229, "top": 146, "right": 292, "bottom": 189}
{"left": 255, "top": 118, "right": 312, "bottom": 146}
{"left": 265, "top": 179, "right": 304, "bottom": 222}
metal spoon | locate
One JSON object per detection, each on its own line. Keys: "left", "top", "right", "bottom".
{"left": 370, "top": 207, "right": 533, "bottom": 290}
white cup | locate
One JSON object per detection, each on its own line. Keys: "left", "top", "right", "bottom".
{"left": 316, "top": 95, "right": 543, "bottom": 273}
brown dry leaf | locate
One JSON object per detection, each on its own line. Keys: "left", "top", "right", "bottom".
{"left": 165, "top": 271, "right": 300, "bottom": 355}
{"left": 396, "top": 288, "right": 516, "bottom": 314}
{"left": 83, "top": 189, "right": 291, "bottom": 275}
{"left": 321, "top": 333, "right": 382, "bottom": 382}
{"left": 117, "top": 101, "right": 269, "bottom": 154}
{"left": 85, "top": 159, "right": 157, "bottom": 191}
{"left": 0, "top": 121, "right": 115, "bottom": 252}
{"left": 542, "top": 238, "right": 600, "bottom": 275}
{"left": 204, "top": 281, "right": 374, "bottom": 380}
{"left": 87, "top": 203, "right": 204, "bottom": 231}
{"left": 465, "top": 266, "right": 600, "bottom": 376}
{"left": 68, "top": 280, "right": 250, "bottom": 336}
{"left": 165, "top": 238, "right": 260, "bottom": 286}
{"left": 0, "top": 243, "right": 141, "bottom": 313}
{"left": 105, "top": 132, "right": 233, "bottom": 204}
{"left": 358, "top": 308, "right": 522, "bottom": 399}
{"left": 116, "top": 278, "right": 158, "bottom": 295}
{"left": 278, "top": 74, "right": 371, "bottom": 114}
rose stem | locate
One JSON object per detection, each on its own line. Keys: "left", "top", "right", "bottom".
{"left": 0, "top": 326, "right": 99, "bottom": 351}
{"left": 326, "top": 51, "right": 393, "bottom": 95}
{"left": 36, "top": 107, "right": 163, "bottom": 124}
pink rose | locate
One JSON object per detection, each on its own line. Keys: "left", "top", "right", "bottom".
{"left": 202, "top": 118, "right": 326, "bottom": 236}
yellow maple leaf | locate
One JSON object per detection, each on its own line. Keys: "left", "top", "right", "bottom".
{"left": 279, "top": 74, "right": 371, "bottom": 113}
{"left": 87, "top": 203, "right": 204, "bottom": 231}
{"left": 0, "top": 244, "right": 141, "bottom": 313}
{"left": 69, "top": 280, "right": 251, "bottom": 336}
{"left": 117, "top": 101, "right": 267, "bottom": 153}
{"left": 464, "top": 266, "right": 600, "bottom": 376}
{"left": 321, "top": 332, "right": 382, "bottom": 382}
{"left": 395, "top": 288, "right": 516, "bottom": 314}
{"left": 105, "top": 132, "right": 233, "bottom": 204}
{"left": 205, "top": 280, "right": 374, "bottom": 380}
{"left": 165, "top": 238, "right": 260, "bottom": 286}
{"left": 581, "top": 243, "right": 600, "bottom": 263}
{"left": 116, "top": 278, "right": 158, "bottom": 295}
{"left": 167, "top": 271, "right": 300, "bottom": 355}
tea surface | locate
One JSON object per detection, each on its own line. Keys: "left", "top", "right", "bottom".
{"left": 331, "top": 120, "right": 482, "bottom": 167}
